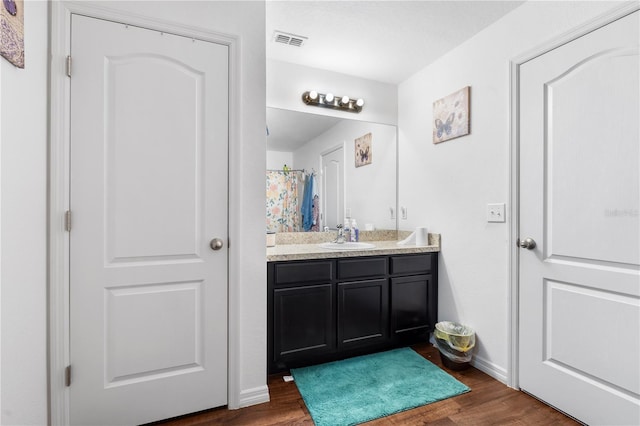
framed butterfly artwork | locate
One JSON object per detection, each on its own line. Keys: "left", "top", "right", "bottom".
{"left": 432, "top": 86, "right": 470, "bottom": 144}
{"left": 1, "top": 0, "right": 24, "bottom": 68}
{"left": 355, "top": 132, "right": 372, "bottom": 168}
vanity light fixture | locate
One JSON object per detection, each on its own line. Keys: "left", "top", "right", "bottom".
{"left": 302, "top": 90, "right": 364, "bottom": 113}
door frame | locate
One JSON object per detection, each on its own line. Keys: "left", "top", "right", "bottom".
{"left": 49, "top": 2, "right": 241, "bottom": 423}
{"left": 507, "top": 1, "right": 639, "bottom": 390}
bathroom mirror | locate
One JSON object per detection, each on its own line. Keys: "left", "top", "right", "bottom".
{"left": 266, "top": 107, "right": 397, "bottom": 232}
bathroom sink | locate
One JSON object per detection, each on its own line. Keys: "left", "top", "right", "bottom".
{"left": 318, "top": 242, "right": 376, "bottom": 250}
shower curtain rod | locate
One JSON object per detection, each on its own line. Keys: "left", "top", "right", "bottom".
{"left": 267, "top": 169, "right": 315, "bottom": 173}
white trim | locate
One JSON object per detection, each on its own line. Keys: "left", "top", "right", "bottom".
{"left": 471, "top": 355, "right": 508, "bottom": 385}
{"left": 511, "top": 2, "right": 639, "bottom": 68}
{"left": 0, "top": 34, "right": 3, "bottom": 424}
{"left": 49, "top": 4, "right": 73, "bottom": 423}
{"left": 507, "top": 56, "right": 520, "bottom": 390}
{"left": 237, "top": 385, "right": 271, "bottom": 408}
{"left": 507, "top": 1, "right": 639, "bottom": 392}
{"left": 226, "top": 10, "right": 243, "bottom": 411}
{"left": 49, "top": 2, "right": 242, "bottom": 423}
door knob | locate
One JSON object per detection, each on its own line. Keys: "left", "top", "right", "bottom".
{"left": 517, "top": 237, "right": 536, "bottom": 250}
{"left": 210, "top": 238, "right": 224, "bottom": 251}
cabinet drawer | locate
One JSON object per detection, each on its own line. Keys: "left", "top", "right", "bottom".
{"left": 275, "top": 261, "right": 333, "bottom": 284}
{"left": 389, "top": 254, "right": 432, "bottom": 275}
{"left": 337, "top": 257, "right": 387, "bottom": 280}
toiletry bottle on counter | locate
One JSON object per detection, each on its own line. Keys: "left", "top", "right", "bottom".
{"left": 266, "top": 231, "right": 276, "bottom": 247}
{"left": 343, "top": 219, "right": 351, "bottom": 242}
{"left": 351, "top": 219, "right": 359, "bottom": 242}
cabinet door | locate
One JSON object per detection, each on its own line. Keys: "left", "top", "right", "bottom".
{"left": 337, "top": 279, "right": 389, "bottom": 349}
{"left": 391, "top": 274, "right": 432, "bottom": 342}
{"left": 273, "top": 284, "right": 335, "bottom": 362}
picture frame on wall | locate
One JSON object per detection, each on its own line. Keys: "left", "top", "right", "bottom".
{"left": 355, "top": 133, "right": 372, "bottom": 168}
{"left": 1, "top": 0, "right": 25, "bottom": 68}
{"left": 432, "top": 86, "right": 470, "bottom": 144}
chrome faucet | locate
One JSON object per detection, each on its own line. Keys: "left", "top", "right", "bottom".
{"left": 335, "top": 224, "right": 346, "bottom": 244}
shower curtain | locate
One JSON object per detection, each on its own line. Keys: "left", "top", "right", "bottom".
{"left": 266, "top": 170, "right": 302, "bottom": 232}
{"left": 301, "top": 172, "right": 319, "bottom": 232}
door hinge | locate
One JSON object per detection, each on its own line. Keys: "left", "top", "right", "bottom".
{"left": 65, "top": 365, "right": 71, "bottom": 387}
{"left": 65, "top": 210, "right": 72, "bottom": 232}
{"left": 66, "top": 55, "right": 72, "bottom": 77}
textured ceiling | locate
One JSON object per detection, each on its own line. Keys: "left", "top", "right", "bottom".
{"left": 266, "top": 0, "right": 525, "bottom": 84}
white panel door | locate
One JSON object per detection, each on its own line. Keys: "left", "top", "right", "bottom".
{"left": 322, "top": 146, "right": 344, "bottom": 229}
{"left": 69, "top": 15, "right": 228, "bottom": 425}
{"left": 519, "top": 10, "right": 639, "bottom": 425}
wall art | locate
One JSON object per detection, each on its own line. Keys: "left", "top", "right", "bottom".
{"left": 433, "top": 86, "right": 470, "bottom": 144}
{"left": 1, "top": 0, "right": 24, "bottom": 68}
{"left": 355, "top": 132, "right": 372, "bottom": 167}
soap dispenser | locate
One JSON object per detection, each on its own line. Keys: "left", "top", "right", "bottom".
{"left": 343, "top": 218, "right": 351, "bottom": 242}
{"left": 351, "top": 219, "right": 359, "bottom": 242}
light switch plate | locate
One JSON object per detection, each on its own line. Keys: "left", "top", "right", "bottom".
{"left": 487, "top": 203, "right": 506, "bottom": 223}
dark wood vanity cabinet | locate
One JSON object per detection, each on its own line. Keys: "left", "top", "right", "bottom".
{"left": 389, "top": 254, "right": 437, "bottom": 344}
{"left": 273, "top": 284, "right": 335, "bottom": 360}
{"left": 391, "top": 275, "right": 432, "bottom": 342}
{"left": 268, "top": 253, "right": 438, "bottom": 373}
{"left": 270, "top": 261, "right": 335, "bottom": 367}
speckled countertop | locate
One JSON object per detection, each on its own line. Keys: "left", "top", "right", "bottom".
{"left": 267, "top": 231, "right": 440, "bottom": 262}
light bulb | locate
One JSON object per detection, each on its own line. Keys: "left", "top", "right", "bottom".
{"left": 309, "top": 90, "right": 318, "bottom": 100}
{"left": 325, "top": 93, "right": 335, "bottom": 103}
{"left": 356, "top": 98, "right": 365, "bottom": 107}
{"left": 340, "top": 96, "right": 350, "bottom": 105}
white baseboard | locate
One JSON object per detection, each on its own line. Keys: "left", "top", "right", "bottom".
{"left": 236, "top": 385, "right": 270, "bottom": 408}
{"left": 471, "top": 354, "right": 508, "bottom": 384}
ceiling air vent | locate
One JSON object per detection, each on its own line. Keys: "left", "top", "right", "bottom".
{"left": 273, "top": 30, "right": 307, "bottom": 47}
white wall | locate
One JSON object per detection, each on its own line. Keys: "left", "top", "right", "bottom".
{"left": 398, "top": 0, "right": 627, "bottom": 381}
{"left": 267, "top": 150, "right": 294, "bottom": 170}
{"left": 1, "top": 1, "right": 266, "bottom": 424}
{"left": 294, "top": 120, "right": 397, "bottom": 230}
{"left": 268, "top": 59, "right": 398, "bottom": 126}
{"left": 1, "top": 1, "right": 49, "bottom": 424}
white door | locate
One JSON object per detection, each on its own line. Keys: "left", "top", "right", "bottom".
{"left": 69, "top": 15, "right": 228, "bottom": 425}
{"left": 321, "top": 146, "right": 345, "bottom": 229}
{"left": 519, "top": 10, "right": 639, "bottom": 425}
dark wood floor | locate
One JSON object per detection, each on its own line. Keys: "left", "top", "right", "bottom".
{"left": 153, "top": 342, "right": 578, "bottom": 425}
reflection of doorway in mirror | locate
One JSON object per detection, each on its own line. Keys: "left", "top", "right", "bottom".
{"left": 321, "top": 146, "right": 344, "bottom": 229}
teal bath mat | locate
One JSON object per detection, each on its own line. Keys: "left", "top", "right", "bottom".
{"left": 291, "top": 348, "right": 470, "bottom": 426}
